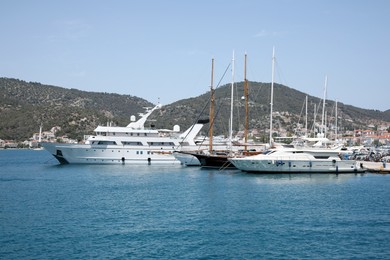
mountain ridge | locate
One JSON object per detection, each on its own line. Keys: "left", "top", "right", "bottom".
{"left": 1, "top": 77, "right": 389, "bottom": 141}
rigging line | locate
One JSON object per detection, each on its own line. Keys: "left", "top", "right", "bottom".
{"left": 177, "top": 62, "right": 232, "bottom": 150}
{"left": 274, "top": 59, "right": 289, "bottom": 88}
{"left": 212, "top": 62, "right": 233, "bottom": 139}
{"left": 199, "top": 63, "right": 231, "bottom": 147}
{"left": 234, "top": 82, "right": 241, "bottom": 131}
{"left": 249, "top": 82, "right": 264, "bottom": 127}
{"left": 296, "top": 97, "right": 306, "bottom": 131}
{"left": 310, "top": 99, "right": 324, "bottom": 134}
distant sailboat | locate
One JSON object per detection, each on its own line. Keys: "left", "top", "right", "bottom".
{"left": 33, "top": 124, "right": 44, "bottom": 150}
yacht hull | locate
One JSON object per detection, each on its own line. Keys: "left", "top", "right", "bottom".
{"left": 40, "top": 142, "right": 180, "bottom": 165}
{"left": 229, "top": 157, "right": 365, "bottom": 173}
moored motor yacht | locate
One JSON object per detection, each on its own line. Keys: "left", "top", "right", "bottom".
{"left": 228, "top": 147, "right": 365, "bottom": 173}
{"left": 40, "top": 104, "right": 204, "bottom": 164}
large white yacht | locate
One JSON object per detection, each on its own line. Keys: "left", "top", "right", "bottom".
{"left": 228, "top": 147, "right": 365, "bottom": 173}
{"left": 40, "top": 104, "right": 204, "bottom": 164}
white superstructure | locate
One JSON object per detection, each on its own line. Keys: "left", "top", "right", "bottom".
{"left": 40, "top": 104, "right": 204, "bottom": 164}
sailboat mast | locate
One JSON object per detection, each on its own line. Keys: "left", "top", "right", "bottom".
{"left": 305, "top": 95, "right": 308, "bottom": 137}
{"left": 313, "top": 103, "right": 317, "bottom": 137}
{"left": 229, "top": 50, "right": 235, "bottom": 149}
{"left": 38, "top": 123, "right": 42, "bottom": 143}
{"left": 209, "top": 58, "right": 215, "bottom": 152}
{"left": 325, "top": 110, "right": 327, "bottom": 137}
{"left": 321, "top": 75, "right": 327, "bottom": 135}
{"left": 244, "top": 53, "right": 249, "bottom": 151}
{"left": 269, "top": 47, "right": 275, "bottom": 147}
{"left": 335, "top": 99, "right": 338, "bottom": 142}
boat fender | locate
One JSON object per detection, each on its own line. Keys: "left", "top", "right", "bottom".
{"left": 309, "top": 161, "right": 312, "bottom": 167}
{"left": 148, "top": 157, "right": 151, "bottom": 165}
{"left": 288, "top": 161, "right": 291, "bottom": 167}
{"left": 121, "top": 157, "right": 125, "bottom": 164}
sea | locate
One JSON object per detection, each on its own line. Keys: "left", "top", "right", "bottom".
{"left": 1, "top": 149, "right": 389, "bottom": 259}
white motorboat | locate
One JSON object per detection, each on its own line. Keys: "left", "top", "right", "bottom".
{"left": 228, "top": 147, "right": 365, "bottom": 173}
{"left": 40, "top": 104, "right": 204, "bottom": 164}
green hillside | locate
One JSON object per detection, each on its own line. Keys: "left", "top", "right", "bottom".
{"left": 0, "top": 77, "right": 389, "bottom": 141}
{"left": 0, "top": 78, "right": 152, "bottom": 141}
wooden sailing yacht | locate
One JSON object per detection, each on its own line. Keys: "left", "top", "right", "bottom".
{"left": 189, "top": 51, "right": 252, "bottom": 169}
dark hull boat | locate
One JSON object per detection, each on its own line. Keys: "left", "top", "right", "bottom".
{"left": 184, "top": 152, "right": 237, "bottom": 169}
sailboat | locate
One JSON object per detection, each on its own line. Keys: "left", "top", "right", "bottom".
{"left": 32, "top": 124, "right": 44, "bottom": 150}
{"left": 174, "top": 53, "right": 236, "bottom": 169}
{"left": 186, "top": 51, "right": 244, "bottom": 169}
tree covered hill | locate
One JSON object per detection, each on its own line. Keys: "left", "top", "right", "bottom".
{"left": 0, "top": 78, "right": 153, "bottom": 141}
{"left": 152, "top": 81, "right": 390, "bottom": 138}
{"left": 1, "top": 77, "right": 389, "bottom": 141}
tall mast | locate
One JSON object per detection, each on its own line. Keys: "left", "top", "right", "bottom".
{"left": 38, "top": 123, "right": 42, "bottom": 143}
{"left": 209, "top": 58, "right": 215, "bottom": 152}
{"left": 305, "top": 95, "right": 308, "bottom": 137}
{"left": 244, "top": 52, "right": 249, "bottom": 151}
{"left": 229, "top": 50, "right": 235, "bottom": 150}
{"left": 321, "top": 75, "right": 327, "bottom": 136}
{"left": 335, "top": 99, "right": 338, "bottom": 142}
{"left": 269, "top": 47, "right": 275, "bottom": 147}
{"left": 313, "top": 103, "right": 316, "bottom": 137}
{"left": 325, "top": 110, "right": 327, "bottom": 137}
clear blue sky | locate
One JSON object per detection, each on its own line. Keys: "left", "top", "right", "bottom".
{"left": 1, "top": 0, "right": 389, "bottom": 111}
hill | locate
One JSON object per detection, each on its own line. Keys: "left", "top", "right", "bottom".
{"left": 151, "top": 81, "right": 390, "bottom": 138}
{"left": 0, "top": 78, "right": 152, "bottom": 141}
{"left": 0, "top": 77, "right": 389, "bottom": 141}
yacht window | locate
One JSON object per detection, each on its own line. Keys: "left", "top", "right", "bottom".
{"left": 97, "top": 141, "right": 117, "bottom": 145}
{"left": 123, "top": 141, "right": 143, "bottom": 146}
{"left": 147, "top": 142, "right": 175, "bottom": 146}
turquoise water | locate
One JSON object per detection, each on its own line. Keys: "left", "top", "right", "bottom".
{"left": 1, "top": 149, "right": 389, "bottom": 259}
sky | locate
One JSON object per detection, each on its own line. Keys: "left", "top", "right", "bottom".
{"left": 1, "top": 0, "right": 389, "bottom": 111}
